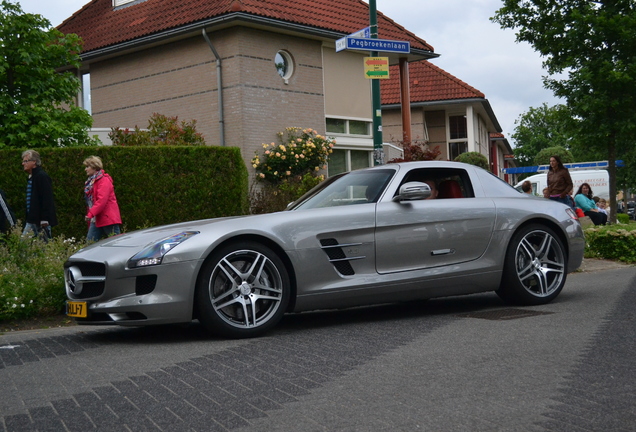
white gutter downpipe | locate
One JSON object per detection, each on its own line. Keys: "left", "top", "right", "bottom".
{"left": 202, "top": 28, "right": 225, "bottom": 146}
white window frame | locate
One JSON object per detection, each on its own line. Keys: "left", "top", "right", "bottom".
{"left": 447, "top": 113, "right": 468, "bottom": 160}
{"left": 113, "top": 0, "right": 135, "bottom": 6}
{"left": 328, "top": 148, "right": 373, "bottom": 176}
{"left": 326, "top": 116, "right": 372, "bottom": 137}
{"left": 275, "top": 50, "right": 294, "bottom": 84}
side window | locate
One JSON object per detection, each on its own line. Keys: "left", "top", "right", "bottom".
{"left": 399, "top": 168, "right": 475, "bottom": 199}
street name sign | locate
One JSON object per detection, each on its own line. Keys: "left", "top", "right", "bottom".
{"left": 349, "top": 27, "right": 371, "bottom": 38}
{"left": 336, "top": 37, "right": 410, "bottom": 53}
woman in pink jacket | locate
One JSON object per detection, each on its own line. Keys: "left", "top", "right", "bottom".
{"left": 83, "top": 156, "right": 122, "bottom": 242}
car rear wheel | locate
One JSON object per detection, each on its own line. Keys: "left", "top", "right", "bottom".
{"left": 496, "top": 224, "right": 567, "bottom": 305}
{"left": 196, "top": 241, "right": 290, "bottom": 338}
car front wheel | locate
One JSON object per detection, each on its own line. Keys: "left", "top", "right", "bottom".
{"left": 496, "top": 224, "right": 567, "bottom": 305}
{"left": 196, "top": 241, "right": 290, "bottom": 338}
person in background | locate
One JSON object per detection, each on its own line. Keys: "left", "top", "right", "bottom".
{"left": 546, "top": 155, "right": 574, "bottom": 208}
{"left": 83, "top": 156, "right": 122, "bottom": 242}
{"left": 0, "top": 187, "right": 16, "bottom": 235}
{"left": 21, "top": 150, "right": 57, "bottom": 240}
{"left": 543, "top": 187, "right": 550, "bottom": 198}
{"left": 521, "top": 180, "right": 533, "bottom": 194}
{"left": 595, "top": 197, "right": 608, "bottom": 216}
{"left": 574, "top": 183, "right": 607, "bottom": 225}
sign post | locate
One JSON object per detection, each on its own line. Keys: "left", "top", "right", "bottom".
{"left": 334, "top": 0, "right": 411, "bottom": 165}
{"left": 369, "top": 0, "right": 383, "bottom": 165}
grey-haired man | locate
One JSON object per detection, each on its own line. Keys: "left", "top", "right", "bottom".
{"left": 22, "top": 150, "right": 57, "bottom": 240}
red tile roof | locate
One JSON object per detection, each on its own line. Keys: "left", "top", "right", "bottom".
{"left": 381, "top": 60, "right": 484, "bottom": 105}
{"left": 59, "top": 0, "right": 435, "bottom": 54}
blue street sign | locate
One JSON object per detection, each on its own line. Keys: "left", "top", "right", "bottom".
{"left": 335, "top": 37, "right": 410, "bottom": 53}
{"left": 349, "top": 27, "right": 371, "bottom": 38}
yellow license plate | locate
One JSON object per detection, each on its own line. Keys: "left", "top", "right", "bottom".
{"left": 66, "top": 301, "right": 88, "bottom": 318}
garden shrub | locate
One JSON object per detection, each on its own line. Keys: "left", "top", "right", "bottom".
{"left": 616, "top": 213, "right": 630, "bottom": 224}
{"left": 387, "top": 140, "right": 441, "bottom": 163}
{"left": 250, "top": 127, "right": 333, "bottom": 213}
{"left": 454, "top": 151, "right": 489, "bottom": 170}
{"left": 0, "top": 146, "right": 248, "bottom": 240}
{"left": 584, "top": 225, "right": 636, "bottom": 263}
{"left": 109, "top": 113, "right": 205, "bottom": 146}
{"left": 251, "top": 127, "right": 333, "bottom": 184}
{"left": 0, "top": 226, "right": 83, "bottom": 320}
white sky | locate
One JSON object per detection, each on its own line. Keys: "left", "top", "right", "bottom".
{"left": 15, "top": 0, "right": 561, "bottom": 146}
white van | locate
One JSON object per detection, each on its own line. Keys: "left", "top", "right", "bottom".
{"left": 514, "top": 169, "right": 609, "bottom": 199}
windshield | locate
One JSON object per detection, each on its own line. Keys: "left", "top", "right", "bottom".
{"left": 290, "top": 169, "right": 396, "bottom": 210}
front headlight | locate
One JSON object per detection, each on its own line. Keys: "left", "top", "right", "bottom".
{"left": 127, "top": 231, "right": 199, "bottom": 268}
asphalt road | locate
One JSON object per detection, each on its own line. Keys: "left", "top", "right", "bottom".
{"left": 1, "top": 265, "right": 635, "bottom": 432}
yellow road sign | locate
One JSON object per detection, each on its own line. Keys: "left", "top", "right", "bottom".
{"left": 364, "top": 57, "right": 389, "bottom": 79}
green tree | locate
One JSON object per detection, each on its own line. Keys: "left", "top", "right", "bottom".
{"left": 533, "top": 146, "right": 574, "bottom": 166}
{"left": 512, "top": 103, "right": 580, "bottom": 165}
{"left": 493, "top": 0, "right": 636, "bottom": 223}
{"left": 0, "top": 1, "right": 97, "bottom": 148}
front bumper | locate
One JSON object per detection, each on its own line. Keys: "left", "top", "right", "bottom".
{"left": 65, "top": 257, "right": 202, "bottom": 327}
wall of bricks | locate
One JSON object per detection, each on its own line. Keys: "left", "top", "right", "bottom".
{"left": 88, "top": 26, "right": 327, "bottom": 177}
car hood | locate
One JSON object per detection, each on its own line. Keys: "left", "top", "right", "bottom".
{"left": 88, "top": 216, "right": 244, "bottom": 249}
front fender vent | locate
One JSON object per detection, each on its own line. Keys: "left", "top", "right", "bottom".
{"left": 320, "top": 238, "right": 365, "bottom": 276}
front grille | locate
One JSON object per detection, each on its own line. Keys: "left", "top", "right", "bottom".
{"left": 71, "top": 261, "right": 105, "bottom": 276}
{"left": 77, "top": 282, "right": 105, "bottom": 299}
{"left": 65, "top": 261, "right": 106, "bottom": 299}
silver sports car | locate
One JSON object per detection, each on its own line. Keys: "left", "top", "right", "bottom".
{"left": 65, "top": 161, "right": 585, "bottom": 338}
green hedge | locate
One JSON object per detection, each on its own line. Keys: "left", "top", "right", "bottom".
{"left": 584, "top": 224, "right": 636, "bottom": 263}
{"left": 0, "top": 146, "right": 249, "bottom": 240}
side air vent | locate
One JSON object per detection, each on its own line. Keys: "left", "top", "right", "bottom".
{"left": 135, "top": 275, "right": 157, "bottom": 296}
{"left": 319, "top": 238, "right": 365, "bottom": 276}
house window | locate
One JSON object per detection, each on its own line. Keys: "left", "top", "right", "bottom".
{"left": 328, "top": 149, "right": 372, "bottom": 176}
{"left": 275, "top": 50, "right": 294, "bottom": 83}
{"left": 449, "top": 142, "right": 468, "bottom": 160}
{"left": 326, "top": 118, "right": 371, "bottom": 136}
{"left": 448, "top": 114, "right": 468, "bottom": 160}
{"left": 113, "top": 0, "right": 135, "bottom": 6}
{"left": 449, "top": 115, "right": 467, "bottom": 140}
{"left": 326, "top": 118, "right": 346, "bottom": 134}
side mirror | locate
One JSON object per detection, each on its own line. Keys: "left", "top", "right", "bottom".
{"left": 393, "top": 181, "right": 432, "bottom": 202}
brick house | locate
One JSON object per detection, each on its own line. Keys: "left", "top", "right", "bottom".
{"left": 58, "top": 0, "right": 437, "bottom": 176}
{"left": 380, "top": 60, "right": 515, "bottom": 180}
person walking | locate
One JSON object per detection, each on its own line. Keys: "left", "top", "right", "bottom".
{"left": 83, "top": 156, "right": 122, "bottom": 242}
{"left": 574, "top": 183, "right": 608, "bottom": 226}
{"left": 22, "top": 150, "right": 57, "bottom": 240}
{"left": 0, "top": 187, "right": 16, "bottom": 235}
{"left": 546, "top": 155, "right": 574, "bottom": 208}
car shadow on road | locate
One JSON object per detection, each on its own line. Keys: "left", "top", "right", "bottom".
{"left": 77, "top": 292, "right": 523, "bottom": 344}
{"left": 275, "top": 292, "right": 507, "bottom": 333}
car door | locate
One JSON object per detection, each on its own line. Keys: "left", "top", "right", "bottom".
{"left": 374, "top": 169, "right": 496, "bottom": 274}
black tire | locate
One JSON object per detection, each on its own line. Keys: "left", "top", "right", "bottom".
{"left": 195, "top": 241, "right": 290, "bottom": 338}
{"left": 496, "top": 224, "right": 567, "bottom": 305}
